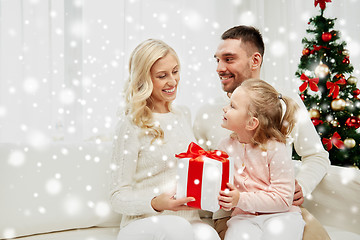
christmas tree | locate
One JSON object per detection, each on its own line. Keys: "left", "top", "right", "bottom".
{"left": 295, "top": 0, "right": 360, "bottom": 168}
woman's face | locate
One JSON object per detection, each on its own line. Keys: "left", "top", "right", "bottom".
{"left": 150, "top": 53, "right": 179, "bottom": 112}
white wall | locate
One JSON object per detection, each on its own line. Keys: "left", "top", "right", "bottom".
{"left": 0, "top": 0, "right": 359, "bottom": 144}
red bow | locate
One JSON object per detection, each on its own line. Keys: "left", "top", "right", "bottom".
{"left": 314, "top": 0, "right": 332, "bottom": 10}
{"left": 310, "top": 45, "right": 329, "bottom": 54}
{"left": 322, "top": 132, "right": 344, "bottom": 151}
{"left": 326, "top": 79, "right": 346, "bottom": 99}
{"left": 299, "top": 74, "right": 319, "bottom": 92}
{"left": 175, "top": 142, "right": 229, "bottom": 161}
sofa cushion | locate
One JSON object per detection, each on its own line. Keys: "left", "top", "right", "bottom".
{"left": 0, "top": 142, "right": 121, "bottom": 239}
{"left": 324, "top": 226, "right": 360, "bottom": 240}
{"left": 302, "top": 164, "right": 360, "bottom": 235}
{"left": 11, "top": 227, "right": 119, "bottom": 240}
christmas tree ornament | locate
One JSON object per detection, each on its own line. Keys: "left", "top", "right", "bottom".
{"left": 330, "top": 30, "right": 338, "bottom": 37}
{"left": 331, "top": 98, "right": 346, "bottom": 111}
{"left": 310, "top": 45, "right": 329, "bottom": 54}
{"left": 343, "top": 56, "right": 350, "bottom": 64}
{"left": 322, "top": 132, "right": 344, "bottom": 151}
{"left": 322, "top": 32, "right": 332, "bottom": 42}
{"left": 300, "top": 94, "right": 305, "bottom": 101}
{"left": 346, "top": 100, "right": 355, "bottom": 111}
{"left": 330, "top": 119, "right": 339, "bottom": 127}
{"left": 312, "top": 119, "right": 324, "bottom": 126}
{"left": 326, "top": 78, "right": 346, "bottom": 99}
{"left": 314, "top": 0, "right": 332, "bottom": 10}
{"left": 334, "top": 73, "right": 345, "bottom": 80}
{"left": 302, "top": 48, "right": 311, "bottom": 56}
{"left": 342, "top": 49, "right": 350, "bottom": 56}
{"left": 344, "top": 138, "right": 356, "bottom": 148}
{"left": 345, "top": 116, "right": 360, "bottom": 129}
{"left": 314, "top": 63, "right": 330, "bottom": 78}
{"left": 353, "top": 89, "right": 360, "bottom": 99}
{"left": 347, "top": 76, "right": 358, "bottom": 85}
{"left": 299, "top": 73, "right": 319, "bottom": 92}
{"left": 309, "top": 109, "right": 321, "bottom": 119}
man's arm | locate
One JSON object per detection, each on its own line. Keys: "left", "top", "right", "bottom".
{"left": 290, "top": 94, "right": 330, "bottom": 196}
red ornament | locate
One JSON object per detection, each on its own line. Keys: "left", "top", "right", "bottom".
{"left": 345, "top": 116, "right": 360, "bottom": 129}
{"left": 312, "top": 119, "right": 324, "bottom": 126}
{"left": 302, "top": 48, "right": 310, "bottom": 56}
{"left": 300, "top": 94, "right": 305, "bottom": 101}
{"left": 353, "top": 89, "right": 360, "bottom": 98}
{"left": 315, "top": 0, "right": 332, "bottom": 10}
{"left": 343, "top": 56, "right": 350, "bottom": 64}
{"left": 322, "top": 32, "right": 332, "bottom": 42}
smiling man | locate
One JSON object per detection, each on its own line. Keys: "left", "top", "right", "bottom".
{"left": 193, "top": 25, "right": 330, "bottom": 240}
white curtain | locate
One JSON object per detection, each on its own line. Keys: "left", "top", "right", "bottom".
{"left": 0, "top": 0, "right": 359, "bottom": 145}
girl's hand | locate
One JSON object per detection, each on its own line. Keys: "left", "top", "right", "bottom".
{"left": 293, "top": 180, "right": 304, "bottom": 206}
{"left": 151, "top": 192, "right": 196, "bottom": 212}
{"left": 218, "top": 183, "right": 240, "bottom": 211}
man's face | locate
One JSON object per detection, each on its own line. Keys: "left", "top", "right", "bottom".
{"left": 214, "top": 39, "right": 254, "bottom": 93}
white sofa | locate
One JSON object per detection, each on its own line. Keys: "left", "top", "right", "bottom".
{"left": 1, "top": 142, "right": 359, "bottom": 240}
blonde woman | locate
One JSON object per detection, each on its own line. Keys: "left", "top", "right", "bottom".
{"left": 110, "top": 39, "right": 220, "bottom": 240}
{"left": 218, "top": 79, "right": 305, "bottom": 240}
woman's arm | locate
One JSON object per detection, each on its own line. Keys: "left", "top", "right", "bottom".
{"left": 109, "top": 117, "right": 158, "bottom": 216}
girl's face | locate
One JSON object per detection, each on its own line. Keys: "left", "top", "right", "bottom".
{"left": 150, "top": 53, "right": 179, "bottom": 113}
{"left": 222, "top": 86, "right": 256, "bottom": 142}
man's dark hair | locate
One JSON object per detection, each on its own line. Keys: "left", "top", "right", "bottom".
{"left": 221, "top": 25, "right": 265, "bottom": 58}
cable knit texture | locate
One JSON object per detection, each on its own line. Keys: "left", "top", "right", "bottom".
{"left": 110, "top": 105, "right": 200, "bottom": 229}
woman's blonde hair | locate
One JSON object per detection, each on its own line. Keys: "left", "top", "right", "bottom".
{"left": 124, "top": 39, "right": 180, "bottom": 140}
{"left": 239, "top": 79, "right": 299, "bottom": 147}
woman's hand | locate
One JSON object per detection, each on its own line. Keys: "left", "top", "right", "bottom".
{"left": 151, "top": 192, "right": 196, "bottom": 212}
{"left": 218, "top": 183, "right": 239, "bottom": 211}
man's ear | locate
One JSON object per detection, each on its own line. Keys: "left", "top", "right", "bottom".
{"left": 246, "top": 117, "right": 259, "bottom": 131}
{"left": 251, "top": 52, "right": 262, "bottom": 71}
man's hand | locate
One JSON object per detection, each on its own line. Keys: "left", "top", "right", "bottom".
{"left": 293, "top": 180, "right": 304, "bottom": 206}
{"left": 151, "top": 192, "right": 196, "bottom": 212}
{"left": 218, "top": 183, "right": 240, "bottom": 211}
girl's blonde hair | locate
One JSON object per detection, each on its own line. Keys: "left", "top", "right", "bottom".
{"left": 239, "top": 79, "right": 299, "bottom": 147}
{"left": 124, "top": 39, "right": 180, "bottom": 140}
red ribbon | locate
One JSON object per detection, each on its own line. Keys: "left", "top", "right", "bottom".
{"left": 310, "top": 45, "right": 329, "bottom": 54}
{"left": 326, "top": 79, "right": 346, "bottom": 99}
{"left": 175, "top": 142, "right": 229, "bottom": 209}
{"left": 314, "top": 0, "right": 332, "bottom": 10}
{"left": 312, "top": 119, "right": 324, "bottom": 126}
{"left": 322, "top": 132, "right": 344, "bottom": 151}
{"left": 299, "top": 73, "right": 319, "bottom": 92}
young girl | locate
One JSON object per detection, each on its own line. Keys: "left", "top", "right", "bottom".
{"left": 218, "top": 79, "right": 305, "bottom": 240}
{"left": 110, "top": 39, "right": 220, "bottom": 240}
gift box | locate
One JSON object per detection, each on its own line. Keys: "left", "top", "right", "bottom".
{"left": 175, "top": 142, "right": 233, "bottom": 212}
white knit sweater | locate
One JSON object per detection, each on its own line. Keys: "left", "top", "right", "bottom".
{"left": 110, "top": 105, "right": 200, "bottom": 229}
